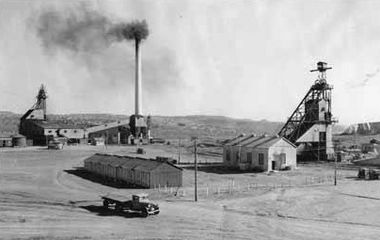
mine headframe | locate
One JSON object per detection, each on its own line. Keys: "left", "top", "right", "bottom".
{"left": 32, "top": 84, "right": 47, "bottom": 110}
{"left": 278, "top": 62, "right": 334, "bottom": 145}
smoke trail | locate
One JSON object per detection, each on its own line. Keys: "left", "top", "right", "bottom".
{"left": 35, "top": 6, "right": 114, "bottom": 53}
{"left": 31, "top": 5, "right": 182, "bottom": 95}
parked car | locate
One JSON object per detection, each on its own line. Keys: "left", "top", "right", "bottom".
{"left": 48, "top": 141, "right": 63, "bottom": 150}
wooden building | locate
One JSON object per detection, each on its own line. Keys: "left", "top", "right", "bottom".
{"left": 0, "top": 135, "right": 13, "bottom": 147}
{"left": 223, "top": 134, "right": 297, "bottom": 171}
{"left": 20, "top": 120, "right": 85, "bottom": 145}
{"left": 83, "top": 153, "right": 182, "bottom": 188}
{"left": 86, "top": 120, "right": 130, "bottom": 145}
{"left": 19, "top": 85, "right": 85, "bottom": 145}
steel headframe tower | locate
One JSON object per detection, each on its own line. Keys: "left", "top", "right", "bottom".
{"left": 35, "top": 84, "right": 47, "bottom": 121}
{"left": 278, "top": 62, "right": 335, "bottom": 161}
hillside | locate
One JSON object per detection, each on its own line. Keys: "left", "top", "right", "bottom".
{"left": 0, "top": 111, "right": 346, "bottom": 140}
{"left": 342, "top": 122, "right": 380, "bottom": 135}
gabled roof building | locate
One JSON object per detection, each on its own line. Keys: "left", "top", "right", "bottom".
{"left": 223, "top": 134, "right": 297, "bottom": 171}
{"left": 84, "top": 153, "right": 183, "bottom": 188}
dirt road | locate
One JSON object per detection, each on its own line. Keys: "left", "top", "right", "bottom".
{"left": 1, "top": 146, "right": 380, "bottom": 239}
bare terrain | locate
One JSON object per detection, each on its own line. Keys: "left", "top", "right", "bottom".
{"left": 1, "top": 145, "right": 380, "bottom": 240}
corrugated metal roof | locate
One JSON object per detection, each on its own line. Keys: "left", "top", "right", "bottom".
{"left": 238, "top": 135, "right": 265, "bottom": 146}
{"left": 33, "top": 121, "right": 83, "bottom": 129}
{"left": 84, "top": 153, "right": 182, "bottom": 172}
{"left": 229, "top": 135, "right": 297, "bottom": 149}
{"left": 253, "top": 137, "right": 282, "bottom": 148}
{"left": 225, "top": 134, "right": 257, "bottom": 146}
{"left": 243, "top": 136, "right": 278, "bottom": 148}
{"left": 86, "top": 120, "right": 129, "bottom": 134}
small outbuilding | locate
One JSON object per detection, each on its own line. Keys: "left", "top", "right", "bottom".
{"left": 11, "top": 134, "right": 27, "bottom": 147}
{"left": 223, "top": 134, "right": 297, "bottom": 171}
{"left": 83, "top": 153, "right": 182, "bottom": 188}
{"left": 0, "top": 135, "right": 13, "bottom": 147}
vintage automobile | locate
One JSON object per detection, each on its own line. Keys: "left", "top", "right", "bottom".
{"left": 47, "top": 140, "right": 63, "bottom": 150}
{"left": 101, "top": 193, "right": 159, "bottom": 217}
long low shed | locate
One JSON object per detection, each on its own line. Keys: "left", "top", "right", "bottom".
{"left": 84, "top": 153, "right": 183, "bottom": 188}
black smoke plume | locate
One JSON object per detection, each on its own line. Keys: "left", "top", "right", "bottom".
{"left": 32, "top": 5, "right": 181, "bottom": 94}
{"left": 36, "top": 7, "right": 114, "bottom": 53}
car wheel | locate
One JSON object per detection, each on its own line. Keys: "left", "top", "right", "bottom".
{"left": 115, "top": 204, "right": 123, "bottom": 212}
{"left": 141, "top": 209, "right": 148, "bottom": 218}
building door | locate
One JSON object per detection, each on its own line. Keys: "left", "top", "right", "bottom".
{"left": 272, "top": 161, "right": 276, "bottom": 170}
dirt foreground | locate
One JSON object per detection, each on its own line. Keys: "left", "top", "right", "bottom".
{"left": 1, "top": 146, "right": 380, "bottom": 240}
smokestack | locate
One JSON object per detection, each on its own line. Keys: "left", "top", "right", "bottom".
{"left": 113, "top": 20, "right": 149, "bottom": 116}
{"left": 135, "top": 39, "right": 142, "bottom": 116}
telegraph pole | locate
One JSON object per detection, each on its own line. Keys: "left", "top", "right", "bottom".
{"left": 192, "top": 137, "right": 198, "bottom": 202}
{"left": 334, "top": 155, "right": 337, "bottom": 186}
{"left": 178, "top": 138, "right": 181, "bottom": 164}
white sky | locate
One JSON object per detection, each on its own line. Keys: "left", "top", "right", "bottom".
{"left": 0, "top": 0, "right": 379, "bottom": 125}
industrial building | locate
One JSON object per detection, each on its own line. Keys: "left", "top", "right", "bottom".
{"left": 86, "top": 120, "right": 130, "bottom": 145}
{"left": 0, "top": 135, "right": 13, "bottom": 147}
{"left": 0, "top": 134, "right": 27, "bottom": 147}
{"left": 223, "top": 134, "right": 297, "bottom": 171}
{"left": 278, "top": 62, "right": 335, "bottom": 161}
{"left": 19, "top": 85, "right": 86, "bottom": 145}
{"left": 84, "top": 153, "right": 183, "bottom": 188}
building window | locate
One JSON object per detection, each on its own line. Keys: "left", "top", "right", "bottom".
{"left": 247, "top": 152, "right": 252, "bottom": 164}
{"left": 319, "top": 132, "right": 326, "bottom": 142}
{"left": 258, "top": 153, "right": 264, "bottom": 165}
{"left": 74, "top": 130, "right": 77, "bottom": 133}
{"left": 48, "top": 130, "right": 52, "bottom": 133}
{"left": 64, "top": 130, "right": 67, "bottom": 133}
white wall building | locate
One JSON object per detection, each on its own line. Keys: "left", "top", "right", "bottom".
{"left": 223, "top": 135, "right": 297, "bottom": 171}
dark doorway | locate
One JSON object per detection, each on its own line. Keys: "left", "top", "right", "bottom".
{"left": 272, "top": 161, "right": 276, "bottom": 170}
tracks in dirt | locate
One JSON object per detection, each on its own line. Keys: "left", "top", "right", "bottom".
{"left": 222, "top": 203, "right": 380, "bottom": 229}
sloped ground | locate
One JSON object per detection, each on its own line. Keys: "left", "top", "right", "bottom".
{"left": 1, "top": 145, "right": 380, "bottom": 240}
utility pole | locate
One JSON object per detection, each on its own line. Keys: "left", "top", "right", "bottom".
{"left": 334, "top": 155, "right": 337, "bottom": 186}
{"left": 178, "top": 138, "right": 181, "bottom": 164}
{"left": 192, "top": 137, "right": 198, "bottom": 202}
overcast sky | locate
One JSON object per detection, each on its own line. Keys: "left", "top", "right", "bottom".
{"left": 0, "top": 0, "right": 379, "bottom": 125}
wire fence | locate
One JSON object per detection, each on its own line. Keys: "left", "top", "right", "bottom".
{"left": 153, "top": 174, "right": 346, "bottom": 199}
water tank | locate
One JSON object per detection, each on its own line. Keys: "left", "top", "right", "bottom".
{"left": 12, "top": 134, "right": 26, "bottom": 147}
